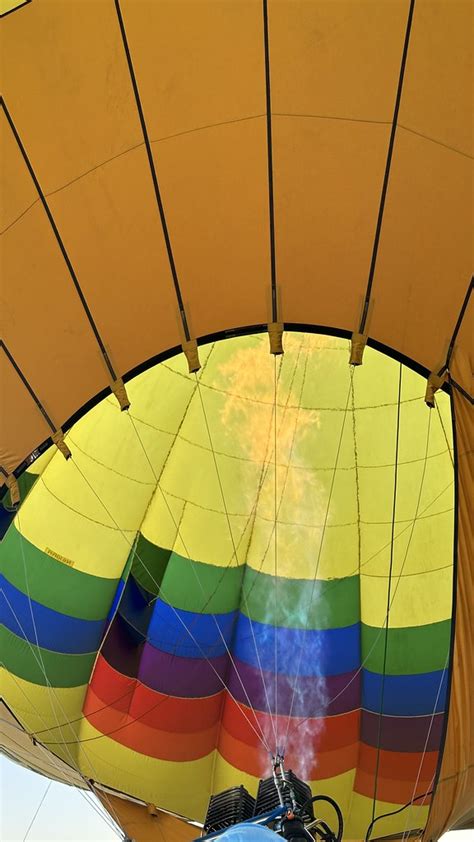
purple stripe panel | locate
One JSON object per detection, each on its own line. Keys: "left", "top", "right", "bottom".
{"left": 361, "top": 710, "right": 445, "bottom": 753}
{"left": 227, "top": 659, "right": 360, "bottom": 717}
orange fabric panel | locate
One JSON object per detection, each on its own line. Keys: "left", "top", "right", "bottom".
{"left": 0, "top": 349, "right": 51, "bottom": 474}
{"left": 272, "top": 116, "right": 390, "bottom": 330}
{"left": 450, "top": 291, "right": 473, "bottom": 399}
{"left": 268, "top": 0, "right": 408, "bottom": 331}
{"left": 423, "top": 392, "right": 474, "bottom": 840}
{"left": 117, "top": 0, "right": 270, "bottom": 336}
{"left": 1, "top": 0, "right": 472, "bottom": 483}
{"left": 368, "top": 127, "right": 472, "bottom": 375}
{"left": 367, "top": 0, "right": 472, "bottom": 374}
{"left": 96, "top": 791, "right": 198, "bottom": 842}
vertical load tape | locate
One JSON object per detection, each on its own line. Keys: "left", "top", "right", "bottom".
{"left": 182, "top": 339, "right": 201, "bottom": 373}
{"left": 425, "top": 371, "right": 447, "bottom": 408}
{"left": 51, "top": 429, "right": 72, "bottom": 460}
{"left": 268, "top": 322, "right": 284, "bottom": 355}
{"left": 349, "top": 332, "right": 367, "bottom": 366}
{"left": 111, "top": 378, "right": 130, "bottom": 411}
{"left": 6, "top": 473, "right": 20, "bottom": 507}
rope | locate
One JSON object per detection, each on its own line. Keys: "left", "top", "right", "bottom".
{"left": 371, "top": 364, "right": 402, "bottom": 821}
{"left": 1, "top": 661, "right": 123, "bottom": 838}
{"left": 436, "top": 402, "right": 454, "bottom": 467}
{"left": 11, "top": 509, "right": 136, "bottom": 836}
{"left": 400, "top": 649, "right": 451, "bottom": 842}
{"left": 22, "top": 779, "right": 52, "bottom": 841}
{"left": 274, "top": 352, "right": 279, "bottom": 750}
{"left": 31, "top": 340, "right": 308, "bottom": 747}
{"left": 67, "top": 455, "right": 271, "bottom": 753}
{"left": 283, "top": 367, "right": 354, "bottom": 749}
{"left": 195, "top": 372, "right": 278, "bottom": 750}
{"left": 127, "top": 411, "right": 271, "bottom": 752}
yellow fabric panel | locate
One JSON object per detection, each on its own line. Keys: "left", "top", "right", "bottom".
{"left": 0, "top": 671, "right": 86, "bottom": 768}
{"left": 346, "top": 792, "right": 429, "bottom": 842}
{"left": 75, "top": 719, "right": 214, "bottom": 822}
{"left": 424, "top": 392, "right": 474, "bottom": 840}
{"left": 16, "top": 450, "right": 141, "bottom": 578}
{"left": 361, "top": 565, "right": 453, "bottom": 629}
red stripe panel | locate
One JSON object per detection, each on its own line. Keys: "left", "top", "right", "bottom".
{"left": 84, "top": 685, "right": 219, "bottom": 761}
{"left": 85, "top": 656, "right": 439, "bottom": 801}
{"left": 355, "top": 744, "right": 438, "bottom": 804}
{"left": 88, "top": 654, "right": 224, "bottom": 731}
{"left": 222, "top": 696, "right": 360, "bottom": 751}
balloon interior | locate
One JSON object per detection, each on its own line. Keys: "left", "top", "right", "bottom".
{"left": 1, "top": 334, "right": 456, "bottom": 840}
{"left": 1, "top": 2, "right": 471, "bottom": 838}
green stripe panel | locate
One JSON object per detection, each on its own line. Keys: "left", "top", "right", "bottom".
{"left": 241, "top": 569, "right": 360, "bottom": 629}
{"left": 135, "top": 537, "right": 359, "bottom": 628}
{"left": 1, "top": 626, "right": 95, "bottom": 688}
{"left": 131, "top": 533, "right": 172, "bottom": 595}
{"left": 0, "top": 526, "right": 119, "bottom": 621}
{"left": 362, "top": 619, "right": 451, "bottom": 675}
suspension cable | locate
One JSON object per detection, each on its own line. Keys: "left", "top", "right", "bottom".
{"left": 13, "top": 509, "right": 126, "bottom": 835}
{"left": 194, "top": 370, "right": 280, "bottom": 750}
{"left": 283, "top": 368, "right": 354, "bottom": 749}
{"left": 67, "top": 455, "right": 271, "bottom": 753}
{"left": 1, "top": 661, "right": 123, "bottom": 838}
{"left": 400, "top": 648, "right": 451, "bottom": 841}
{"left": 370, "top": 364, "right": 402, "bottom": 822}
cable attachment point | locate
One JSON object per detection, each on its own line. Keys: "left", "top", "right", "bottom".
{"left": 51, "top": 429, "right": 71, "bottom": 460}
{"left": 268, "top": 322, "right": 284, "bottom": 355}
{"left": 425, "top": 371, "right": 447, "bottom": 408}
{"left": 5, "top": 473, "right": 20, "bottom": 507}
{"left": 349, "top": 332, "right": 367, "bottom": 366}
{"left": 111, "top": 378, "right": 130, "bottom": 412}
{"left": 182, "top": 339, "right": 201, "bottom": 373}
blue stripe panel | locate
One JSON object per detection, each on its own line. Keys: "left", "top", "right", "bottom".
{"left": 233, "top": 615, "right": 360, "bottom": 676}
{"left": 363, "top": 669, "right": 448, "bottom": 716}
{"left": 147, "top": 599, "right": 237, "bottom": 658}
{"left": 145, "top": 600, "right": 359, "bottom": 674}
{"left": 105, "top": 578, "right": 127, "bottom": 627}
{"left": 0, "top": 574, "right": 105, "bottom": 655}
{"left": 117, "top": 575, "right": 154, "bottom": 637}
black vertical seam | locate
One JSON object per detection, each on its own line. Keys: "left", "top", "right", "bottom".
{"left": 0, "top": 0, "right": 32, "bottom": 20}
{"left": 263, "top": 0, "right": 278, "bottom": 322}
{"left": 359, "top": 0, "right": 416, "bottom": 334}
{"left": 1, "top": 341, "right": 56, "bottom": 431}
{"left": 114, "top": 0, "right": 190, "bottom": 341}
{"left": 0, "top": 98, "right": 117, "bottom": 382}
{"left": 438, "top": 277, "right": 473, "bottom": 375}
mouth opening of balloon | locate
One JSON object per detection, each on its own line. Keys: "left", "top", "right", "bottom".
{"left": 1, "top": 330, "right": 455, "bottom": 839}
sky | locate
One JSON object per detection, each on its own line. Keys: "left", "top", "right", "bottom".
{"left": 1, "top": 755, "right": 472, "bottom": 842}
